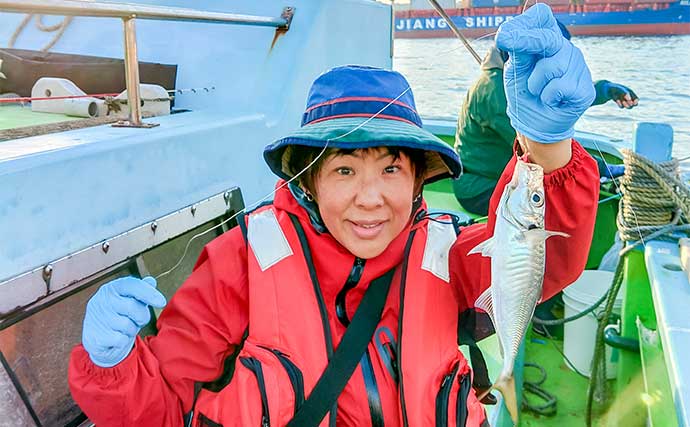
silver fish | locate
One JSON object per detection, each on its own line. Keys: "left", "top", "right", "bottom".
{"left": 468, "top": 159, "right": 568, "bottom": 424}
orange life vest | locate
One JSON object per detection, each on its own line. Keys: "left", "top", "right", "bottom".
{"left": 191, "top": 204, "right": 487, "bottom": 427}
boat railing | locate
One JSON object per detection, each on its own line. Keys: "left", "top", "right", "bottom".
{"left": 0, "top": 187, "right": 244, "bottom": 329}
{"left": 0, "top": 0, "right": 295, "bottom": 127}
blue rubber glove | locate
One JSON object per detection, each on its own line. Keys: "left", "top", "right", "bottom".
{"left": 496, "top": 3, "right": 595, "bottom": 143}
{"left": 82, "top": 276, "right": 167, "bottom": 367}
{"left": 594, "top": 80, "right": 639, "bottom": 109}
{"left": 606, "top": 164, "right": 626, "bottom": 178}
{"left": 595, "top": 156, "right": 625, "bottom": 179}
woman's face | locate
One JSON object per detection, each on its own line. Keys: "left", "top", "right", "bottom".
{"left": 313, "top": 148, "right": 417, "bottom": 259}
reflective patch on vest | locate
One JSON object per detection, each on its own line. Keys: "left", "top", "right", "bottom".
{"left": 421, "top": 219, "right": 456, "bottom": 282}
{"left": 248, "top": 209, "right": 293, "bottom": 271}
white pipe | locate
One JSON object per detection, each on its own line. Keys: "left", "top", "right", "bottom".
{"left": 32, "top": 98, "right": 101, "bottom": 117}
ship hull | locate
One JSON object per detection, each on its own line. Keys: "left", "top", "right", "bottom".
{"left": 394, "top": 2, "right": 690, "bottom": 37}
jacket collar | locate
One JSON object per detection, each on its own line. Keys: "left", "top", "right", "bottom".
{"left": 272, "top": 181, "right": 426, "bottom": 289}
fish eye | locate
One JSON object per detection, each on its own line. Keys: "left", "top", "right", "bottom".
{"left": 530, "top": 192, "right": 544, "bottom": 207}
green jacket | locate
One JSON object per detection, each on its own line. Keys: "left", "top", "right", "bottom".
{"left": 454, "top": 47, "right": 515, "bottom": 199}
{"left": 454, "top": 47, "right": 612, "bottom": 199}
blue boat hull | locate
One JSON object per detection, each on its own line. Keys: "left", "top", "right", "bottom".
{"left": 394, "top": 1, "right": 690, "bottom": 37}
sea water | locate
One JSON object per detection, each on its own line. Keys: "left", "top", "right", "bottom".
{"left": 394, "top": 35, "right": 690, "bottom": 162}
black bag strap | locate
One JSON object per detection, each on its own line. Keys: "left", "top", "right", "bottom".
{"left": 287, "top": 267, "right": 396, "bottom": 427}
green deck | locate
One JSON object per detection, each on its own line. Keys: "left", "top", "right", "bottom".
{"left": 0, "top": 105, "right": 80, "bottom": 131}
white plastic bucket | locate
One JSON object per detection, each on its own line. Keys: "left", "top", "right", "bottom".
{"left": 562, "top": 270, "right": 622, "bottom": 379}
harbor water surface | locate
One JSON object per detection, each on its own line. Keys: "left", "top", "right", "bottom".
{"left": 394, "top": 35, "right": 690, "bottom": 162}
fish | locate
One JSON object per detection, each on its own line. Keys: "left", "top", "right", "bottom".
{"left": 468, "top": 158, "right": 569, "bottom": 424}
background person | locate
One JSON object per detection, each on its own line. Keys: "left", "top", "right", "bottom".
{"left": 453, "top": 22, "right": 637, "bottom": 216}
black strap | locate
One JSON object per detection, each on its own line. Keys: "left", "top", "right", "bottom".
{"left": 287, "top": 268, "right": 396, "bottom": 427}
{"left": 458, "top": 309, "right": 496, "bottom": 404}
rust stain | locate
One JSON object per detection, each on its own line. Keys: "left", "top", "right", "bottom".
{"left": 269, "top": 7, "right": 295, "bottom": 53}
{"left": 270, "top": 27, "right": 288, "bottom": 51}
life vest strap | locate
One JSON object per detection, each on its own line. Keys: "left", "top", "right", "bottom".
{"left": 287, "top": 267, "right": 396, "bottom": 427}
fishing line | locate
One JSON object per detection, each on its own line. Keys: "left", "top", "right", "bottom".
{"left": 156, "top": 86, "right": 417, "bottom": 280}
{"left": 475, "top": 31, "right": 498, "bottom": 42}
{"left": 591, "top": 143, "right": 647, "bottom": 247}
{"left": 507, "top": 4, "right": 651, "bottom": 420}
{"left": 157, "top": 38, "right": 479, "bottom": 280}
{"left": 156, "top": 40, "right": 476, "bottom": 280}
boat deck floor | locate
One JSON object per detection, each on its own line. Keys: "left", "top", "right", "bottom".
{"left": 522, "top": 330, "right": 604, "bottom": 426}
{"left": 0, "top": 105, "right": 118, "bottom": 142}
{"left": 0, "top": 105, "right": 79, "bottom": 130}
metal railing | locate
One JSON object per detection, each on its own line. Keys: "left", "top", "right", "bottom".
{"left": 0, "top": 0, "right": 295, "bottom": 127}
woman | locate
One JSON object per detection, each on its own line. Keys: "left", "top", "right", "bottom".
{"left": 69, "top": 6, "right": 600, "bottom": 426}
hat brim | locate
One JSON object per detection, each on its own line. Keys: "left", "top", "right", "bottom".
{"left": 264, "top": 117, "right": 461, "bottom": 184}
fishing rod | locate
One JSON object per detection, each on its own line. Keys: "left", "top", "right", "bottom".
{"left": 425, "top": 0, "right": 482, "bottom": 64}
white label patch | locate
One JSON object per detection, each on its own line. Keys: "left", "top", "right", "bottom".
{"left": 248, "top": 209, "right": 293, "bottom": 271}
{"left": 421, "top": 219, "right": 457, "bottom": 282}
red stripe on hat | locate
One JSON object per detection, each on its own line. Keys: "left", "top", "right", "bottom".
{"left": 305, "top": 96, "right": 416, "bottom": 114}
{"left": 307, "top": 113, "right": 417, "bottom": 126}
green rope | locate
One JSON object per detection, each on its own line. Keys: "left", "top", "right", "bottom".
{"left": 585, "top": 149, "right": 690, "bottom": 426}
{"left": 585, "top": 256, "right": 626, "bottom": 426}
{"left": 522, "top": 363, "right": 558, "bottom": 416}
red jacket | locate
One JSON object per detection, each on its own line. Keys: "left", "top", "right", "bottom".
{"left": 69, "top": 140, "right": 599, "bottom": 426}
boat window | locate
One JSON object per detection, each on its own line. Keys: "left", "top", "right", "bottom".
{"left": 0, "top": 270, "right": 116, "bottom": 427}
{"left": 0, "top": 194, "right": 242, "bottom": 426}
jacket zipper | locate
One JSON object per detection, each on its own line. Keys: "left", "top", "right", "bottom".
{"left": 240, "top": 357, "right": 271, "bottom": 427}
{"left": 335, "top": 257, "right": 384, "bottom": 426}
{"left": 398, "top": 230, "right": 417, "bottom": 427}
{"left": 335, "top": 257, "right": 365, "bottom": 326}
{"left": 456, "top": 373, "right": 471, "bottom": 427}
{"left": 383, "top": 341, "right": 399, "bottom": 384}
{"left": 436, "top": 363, "right": 460, "bottom": 427}
{"left": 289, "top": 214, "right": 337, "bottom": 426}
{"left": 258, "top": 346, "right": 305, "bottom": 415}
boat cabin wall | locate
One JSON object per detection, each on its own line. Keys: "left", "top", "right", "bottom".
{"left": 0, "top": 0, "right": 393, "bottom": 282}
{"left": 0, "top": 1, "right": 394, "bottom": 425}
{"left": 0, "top": 0, "right": 393, "bottom": 114}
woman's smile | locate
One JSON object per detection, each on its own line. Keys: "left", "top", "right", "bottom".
{"left": 313, "top": 147, "right": 418, "bottom": 259}
{"left": 348, "top": 219, "right": 388, "bottom": 239}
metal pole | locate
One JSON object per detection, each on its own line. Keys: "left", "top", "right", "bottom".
{"left": 117, "top": 17, "right": 157, "bottom": 128}
{"left": 390, "top": 0, "right": 395, "bottom": 60}
{"left": 426, "top": 0, "right": 482, "bottom": 64}
{"left": 0, "top": 0, "right": 290, "bottom": 28}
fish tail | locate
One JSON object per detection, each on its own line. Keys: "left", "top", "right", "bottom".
{"left": 494, "top": 374, "right": 518, "bottom": 424}
{"left": 480, "top": 374, "right": 518, "bottom": 425}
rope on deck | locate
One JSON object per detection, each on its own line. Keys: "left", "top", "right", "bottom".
{"left": 9, "top": 14, "right": 74, "bottom": 52}
{"left": 585, "top": 149, "right": 690, "bottom": 426}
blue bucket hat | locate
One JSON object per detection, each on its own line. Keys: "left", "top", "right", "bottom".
{"left": 263, "top": 65, "right": 461, "bottom": 184}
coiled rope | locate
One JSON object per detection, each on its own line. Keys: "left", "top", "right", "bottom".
{"left": 585, "top": 148, "right": 690, "bottom": 426}
{"left": 9, "top": 14, "right": 74, "bottom": 52}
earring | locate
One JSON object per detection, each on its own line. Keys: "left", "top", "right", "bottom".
{"left": 413, "top": 193, "right": 422, "bottom": 203}
{"left": 305, "top": 192, "right": 314, "bottom": 202}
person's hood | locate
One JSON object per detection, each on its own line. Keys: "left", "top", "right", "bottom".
{"left": 481, "top": 45, "right": 506, "bottom": 71}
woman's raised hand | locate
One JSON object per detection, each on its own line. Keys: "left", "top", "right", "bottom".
{"left": 82, "top": 276, "right": 167, "bottom": 367}
{"left": 496, "top": 3, "right": 595, "bottom": 144}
